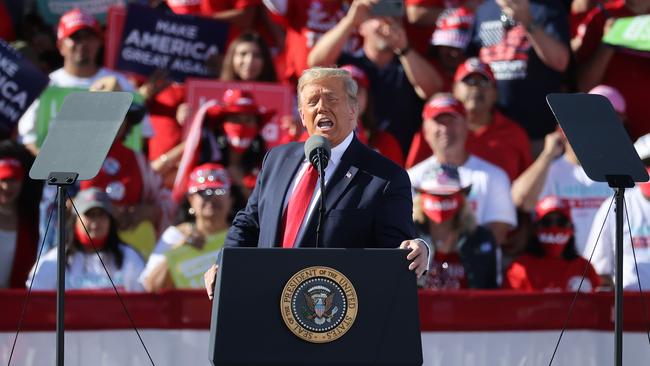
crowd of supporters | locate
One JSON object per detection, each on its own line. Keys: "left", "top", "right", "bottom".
{"left": 1, "top": 0, "right": 649, "bottom": 293}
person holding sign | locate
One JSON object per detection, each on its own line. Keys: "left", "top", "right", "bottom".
{"left": 140, "top": 163, "right": 233, "bottom": 292}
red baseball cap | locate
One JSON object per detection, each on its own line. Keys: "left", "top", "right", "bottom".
{"left": 187, "top": 163, "right": 231, "bottom": 195}
{"left": 454, "top": 57, "right": 496, "bottom": 83}
{"left": 535, "top": 196, "right": 571, "bottom": 220}
{"left": 340, "top": 64, "right": 370, "bottom": 89}
{"left": 422, "top": 95, "right": 466, "bottom": 120}
{"left": 56, "top": 8, "right": 101, "bottom": 44}
{"left": 205, "top": 89, "right": 276, "bottom": 124}
{"left": 0, "top": 158, "right": 24, "bottom": 180}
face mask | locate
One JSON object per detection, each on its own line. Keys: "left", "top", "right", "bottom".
{"left": 421, "top": 193, "right": 463, "bottom": 224}
{"left": 75, "top": 222, "right": 108, "bottom": 250}
{"left": 536, "top": 226, "right": 573, "bottom": 257}
{"left": 223, "top": 121, "right": 258, "bottom": 153}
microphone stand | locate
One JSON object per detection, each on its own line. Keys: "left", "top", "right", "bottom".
{"left": 315, "top": 150, "right": 327, "bottom": 248}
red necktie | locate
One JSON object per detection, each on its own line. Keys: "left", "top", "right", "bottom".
{"left": 282, "top": 165, "right": 319, "bottom": 248}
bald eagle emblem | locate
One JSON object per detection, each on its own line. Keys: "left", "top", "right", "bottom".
{"left": 304, "top": 285, "right": 339, "bottom": 325}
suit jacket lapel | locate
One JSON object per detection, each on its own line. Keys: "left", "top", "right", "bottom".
{"left": 296, "top": 137, "right": 361, "bottom": 247}
{"left": 266, "top": 145, "right": 304, "bottom": 247}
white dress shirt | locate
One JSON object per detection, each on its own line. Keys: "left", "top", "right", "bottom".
{"left": 283, "top": 132, "right": 354, "bottom": 232}
{"left": 281, "top": 132, "right": 431, "bottom": 269}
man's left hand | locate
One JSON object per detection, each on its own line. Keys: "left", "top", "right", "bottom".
{"left": 399, "top": 239, "right": 428, "bottom": 278}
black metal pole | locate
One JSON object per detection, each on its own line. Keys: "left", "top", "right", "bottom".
{"left": 615, "top": 187, "right": 624, "bottom": 366}
{"left": 316, "top": 151, "right": 326, "bottom": 248}
{"left": 56, "top": 185, "right": 66, "bottom": 366}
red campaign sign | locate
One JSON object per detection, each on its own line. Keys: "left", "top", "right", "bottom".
{"left": 104, "top": 5, "right": 126, "bottom": 71}
{"left": 185, "top": 79, "right": 295, "bottom": 148}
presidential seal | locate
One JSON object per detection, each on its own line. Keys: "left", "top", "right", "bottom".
{"left": 280, "top": 266, "right": 358, "bottom": 343}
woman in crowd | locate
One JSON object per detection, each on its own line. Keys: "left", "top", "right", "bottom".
{"left": 413, "top": 163, "right": 501, "bottom": 290}
{"left": 183, "top": 88, "right": 273, "bottom": 203}
{"left": 140, "top": 163, "right": 232, "bottom": 292}
{"left": 151, "top": 32, "right": 278, "bottom": 188}
{"left": 504, "top": 196, "right": 601, "bottom": 292}
{"left": 27, "top": 188, "right": 144, "bottom": 291}
{"left": 220, "top": 31, "right": 278, "bottom": 82}
{"left": 0, "top": 141, "right": 42, "bottom": 288}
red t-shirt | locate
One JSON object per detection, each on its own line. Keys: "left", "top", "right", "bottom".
{"left": 147, "top": 84, "right": 186, "bottom": 161}
{"left": 166, "top": 0, "right": 260, "bottom": 42}
{"left": 465, "top": 111, "right": 532, "bottom": 181}
{"left": 421, "top": 251, "right": 468, "bottom": 290}
{"left": 504, "top": 254, "right": 601, "bottom": 292}
{"left": 269, "top": 0, "right": 361, "bottom": 84}
{"left": 371, "top": 130, "right": 405, "bottom": 167}
{"left": 405, "top": 111, "right": 532, "bottom": 180}
{"left": 574, "top": 1, "right": 650, "bottom": 140}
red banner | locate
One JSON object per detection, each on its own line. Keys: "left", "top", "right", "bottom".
{"left": 2, "top": 290, "right": 650, "bottom": 332}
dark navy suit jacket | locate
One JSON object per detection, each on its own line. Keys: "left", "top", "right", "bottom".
{"left": 224, "top": 136, "right": 417, "bottom": 248}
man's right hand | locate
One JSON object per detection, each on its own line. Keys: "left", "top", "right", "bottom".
{"left": 203, "top": 264, "right": 219, "bottom": 300}
{"left": 541, "top": 130, "right": 565, "bottom": 160}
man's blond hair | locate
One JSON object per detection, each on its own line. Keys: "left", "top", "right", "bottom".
{"left": 297, "top": 67, "right": 358, "bottom": 108}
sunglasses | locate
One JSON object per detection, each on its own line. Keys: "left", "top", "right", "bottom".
{"left": 195, "top": 188, "right": 228, "bottom": 199}
{"left": 538, "top": 215, "right": 570, "bottom": 228}
{"left": 462, "top": 77, "right": 492, "bottom": 88}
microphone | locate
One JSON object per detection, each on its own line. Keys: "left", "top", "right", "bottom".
{"left": 304, "top": 135, "right": 331, "bottom": 172}
{"left": 304, "top": 135, "right": 331, "bottom": 248}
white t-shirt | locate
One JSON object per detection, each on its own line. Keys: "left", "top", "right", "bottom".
{"left": 584, "top": 187, "right": 650, "bottom": 290}
{"left": 0, "top": 229, "right": 18, "bottom": 288}
{"left": 26, "top": 244, "right": 145, "bottom": 291}
{"left": 18, "top": 67, "right": 153, "bottom": 145}
{"left": 408, "top": 155, "right": 517, "bottom": 227}
{"left": 540, "top": 156, "right": 613, "bottom": 254}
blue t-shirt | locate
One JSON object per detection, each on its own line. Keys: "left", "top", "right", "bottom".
{"left": 467, "top": 0, "right": 569, "bottom": 139}
{"left": 338, "top": 53, "right": 425, "bottom": 155}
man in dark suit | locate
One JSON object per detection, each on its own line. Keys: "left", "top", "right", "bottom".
{"left": 204, "top": 67, "right": 429, "bottom": 299}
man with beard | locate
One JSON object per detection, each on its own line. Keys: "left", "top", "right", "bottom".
{"left": 17, "top": 8, "right": 145, "bottom": 157}
{"left": 307, "top": 0, "right": 443, "bottom": 156}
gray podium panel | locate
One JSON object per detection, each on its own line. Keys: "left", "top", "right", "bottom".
{"left": 30, "top": 91, "right": 133, "bottom": 181}
{"left": 546, "top": 93, "right": 648, "bottom": 185}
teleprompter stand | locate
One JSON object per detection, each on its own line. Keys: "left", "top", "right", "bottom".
{"left": 29, "top": 91, "right": 133, "bottom": 366}
{"left": 547, "top": 93, "right": 649, "bottom": 366}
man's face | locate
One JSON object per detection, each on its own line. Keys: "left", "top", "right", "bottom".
{"left": 422, "top": 113, "right": 468, "bottom": 152}
{"left": 437, "top": 46, "right": 466, "bottom": 73}
{"left": 299, "top": 77, "right": 357, "bottom": 147}
{"left": 453, "top": 73, "right": 497, "bottom": 115}
{"left": 59, "top": 29, "right": 100, "bottom": 67}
